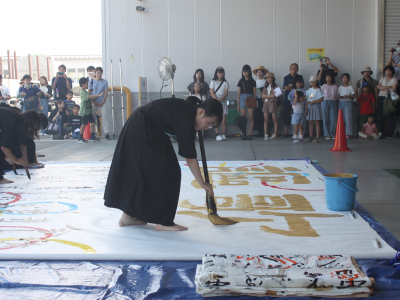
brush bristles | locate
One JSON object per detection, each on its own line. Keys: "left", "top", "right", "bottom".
{"left": 208, "top": 213, "right": 238, "bottom": 225}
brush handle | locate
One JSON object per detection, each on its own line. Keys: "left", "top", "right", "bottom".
{"left": 198, "top": 131, "right": 218, "bottom": 214}
{"left": 24, "top": 166, "right": 31, "bottom": 180}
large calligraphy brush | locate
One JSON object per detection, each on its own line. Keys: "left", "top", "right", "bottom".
{"left": 24, "top": 166, "right": 31, "bottom": 180}
{"left": 198, "top": 130, "right": 237, "bottom": 225}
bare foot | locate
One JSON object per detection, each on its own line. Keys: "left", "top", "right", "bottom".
{"left": 118, "top": 213, "right": 147, "bottom": 227}
{"left": 156, "top": 224, "right": 188, "bottom": 231}
{"left": 0, "top": 178, "right": 14, "bottom": 184}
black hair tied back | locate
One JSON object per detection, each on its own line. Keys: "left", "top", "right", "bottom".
{"left": 186, "top": 96, "right": 223, "bottom": 128}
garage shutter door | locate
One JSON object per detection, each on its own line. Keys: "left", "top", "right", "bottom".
{"left": 384, "top": 0, "right": 400, "bottom": 66}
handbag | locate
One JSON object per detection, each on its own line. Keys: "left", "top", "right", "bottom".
{"left": 385, "top": 78, "right": 399, "bottom": 101}
{"left": 242, "top": 81, "right": 257, "bottom": 108}
{"left": 383, "top": 91, "right": 397, "bottom": 116}
{"left": 45, "top": 122, "right": 59, "bottom": 134}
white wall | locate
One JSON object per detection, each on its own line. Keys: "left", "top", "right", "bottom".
{"left": 103, "top": 0, "right": 378, "bottom": 108}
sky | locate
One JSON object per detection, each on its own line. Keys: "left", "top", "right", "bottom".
{"left": 1, "top": 0, "right": 102, "bottom": 57}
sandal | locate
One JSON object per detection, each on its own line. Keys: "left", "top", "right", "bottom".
{"left": 247, "top": 135, "right": 253, "bottom": 140}
{"left": 312, "top": 138, "right": 321, "bottom": 143}
{"left": 305, "top": 137, "right": 313, "bottom": 143}
{"left": 282, "top": 133, "right": 289, "bottom": 138}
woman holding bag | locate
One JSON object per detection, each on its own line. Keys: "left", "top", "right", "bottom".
{"left": 237, "top": 64, "right": 256, "bottom": 140}
{"left": 377, "top": 65, "right": 399, "bottom": 137}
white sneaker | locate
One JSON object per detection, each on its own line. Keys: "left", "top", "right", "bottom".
{"left": 270, "top": 134, "right": 277, "bottom": 139}
{"left": 39, "top": 132, "right": 44, "bottom": 136}
{"left": 264, "top": 134, "right": 269, "bottom": 141}
{"left": 292, "top": 135, "right": 296, "bottom": 139}
{"left": 221, "top": 134, "right": 227, "bottom": 140}
{"left": 216, "top": 135, "right": 223, "bottom": 141}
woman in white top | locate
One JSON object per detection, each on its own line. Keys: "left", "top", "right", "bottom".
{"left": 210, "top": 67, "right": 229, "bottom": 141}
{"left": 377, "top": 65, "right": 399, "bottom": 137}
{"left": 338, "top": 73, "right": 355, "bottom": 138}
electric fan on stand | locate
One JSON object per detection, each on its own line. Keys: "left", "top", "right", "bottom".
{"left": 157, "top": 57, "right": 176, "bottom": 98}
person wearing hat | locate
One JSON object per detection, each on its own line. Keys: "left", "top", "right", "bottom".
{"left": 253, "top": 66, "right": 268, "bottom": 137}
{"left": 283, "top": 63, "right": 304, "bottom": 138}
{"left": 305, "top": 75, "right": 324, "bottom": 143}
{"left": 357, "top": 82, "right": 375, "bottom": 131}
{"left": 262, "top": 72, "right": 282, "bottom": 140}
{"left": 0, "top": 75, "right": 11, "bottom": 106}
{"left": 237, "top": 64, "right": 256, "bottom": 140}
{"left": 387, "top": 40, "right": 400, "bottom": 82}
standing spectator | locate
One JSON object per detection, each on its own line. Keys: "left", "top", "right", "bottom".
{"left": 387, "top": 41, "right": 400, "bottom": 84}
{"left": 79, "top": 77, "right": 104, "bottom": 143}
{"left": 262, "top": 72, "right": 282, "bottom": 140}
{"left": 52, "top": 65, "right": 72, "bottom": 101}
{"left": 358, "top": 82, "right": 375, "bottom": 131}
{"left": 187, "top": 69, "right": 210, "bottom": 98}
{"left": 0, "top": 75, "right": 11, "bottom": 106}
{"left": 283, "top": 63, "right": 303, "bottom": 137}
{"left": 317, "top": 57, "right": 339, "bottom": 86}
{"left": 377, "top": 65, "right": 399, "bottom": 137}
{"left": 190, "top": 82, "right": 207, "bottom": 101}
{"left": 288, "top": 77, "right": 307, "bottom": 142}
{"left": 253, "top": 66, "right": 268, "bottom": 137}
{"left": 210, "top": 67, "right": 229, "bottom": 141}
{"left": 48, "top": 101, "right": 72, "bottom": 140}
{"left": 338, "top": 73, "right": 355, "bottom": 138}
{"left": 18, "top": 75, "right": 43, "bottom": 113}
{"left": 306, "top": 75, "right": 324, "bottom": 143}
{"left": 87, "top": 66, "right": 96, "bottom": 85}
{"left": 237, "top": 64, "right": 256, "bottom": 140}
{"left": 321, "top": 74, "right": 338, "bottom": 139}
{"left": 38, "top": 76, "right": 52, "bottom": 134}
{"left": 89, "top": 67, "right": 109, "bottom": 140}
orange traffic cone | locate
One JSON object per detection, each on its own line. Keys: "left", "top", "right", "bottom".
{"left": 330, "top": 109, "right": 351, "bottom": 152}
{"left": 83, "top": 122, "right": 91, "bottom": 140}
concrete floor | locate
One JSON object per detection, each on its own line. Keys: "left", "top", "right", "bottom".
{"left": 35, "top": 135, "right": 400, "bottom": 241}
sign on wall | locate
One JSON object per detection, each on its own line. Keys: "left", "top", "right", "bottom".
{"left": 139, "top": 77, "right": 147, "bottom": 106}
{"left": 307, "top": 48, "right": 325, "bottom": 61}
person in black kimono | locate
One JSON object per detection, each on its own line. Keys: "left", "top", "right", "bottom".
{"left": 0, "top": 107, "right": 42, "bottom": 184}
{"left": 104, "top": 97, "right": 223, "bottom": 231}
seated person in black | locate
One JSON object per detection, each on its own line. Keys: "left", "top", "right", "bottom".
{"left": 0, "top": 108, "right": 42, "bottom": 184}
{"left": 49, "top": 100, "right": 72, "bottom": 139}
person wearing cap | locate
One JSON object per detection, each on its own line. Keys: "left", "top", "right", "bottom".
{"left": 237, "top": 64, "right": 256, "bottom": 140}
{"left": 262, "top": 72, "right": 282, "bottom": 140}
{"left": 387, "top": 40, "right": 400, "bottom": 83}
{"left": 0, "top": 75, "right": 11, "bottom": 106}
{"left": 253, "top": 66, "right": 268, "bottom": 137}
{"left": 283, "top": 63, "right": 303, "bottom": 138}
{"left": 317, "top": 57, "right": 338, "bottom": 86}
{"left": 305, "top": 75, "right": 324, "bottom": 143}
{"left": 210, "top": 67, "right": 229, "bottom": 140}
{"left": 358, "top": 82, "right": 375, "bottom": 131}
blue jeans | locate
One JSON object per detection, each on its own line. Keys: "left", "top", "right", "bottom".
{"left": 321, "top": 100, "right": 337, "bottom": 137}
{"left": 40, "top": 98, "right": 48, "bottom": 134}
{"left": 239, "top": 94, "right": 253, "bottom": 109}
{"left": 72, "top": 131, "right": 79, "bottom": 139}
{"left": 338, "top": 101, "right": 352, "bottom": 136}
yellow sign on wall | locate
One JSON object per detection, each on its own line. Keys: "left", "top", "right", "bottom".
{"left": 307, "top": 48, "right": 325, "bottom": 61}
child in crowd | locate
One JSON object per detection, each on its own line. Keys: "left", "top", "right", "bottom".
{"left": 306, "top": 75, "right": 324, "bottom": 143}
{"left": 187, "top": 69, "right": 210, "bottom": 98}
{"left": 288, "top": 78, "right": 307, "bottom": 143}
{"left": 338, "top": 73, "right": 355, "bottom": 138}
{"left": 48, "top": 101, "right": 72, "bottom": 140}
{"left": 321, "top": 74, "right": 338, "bottom": 139}
{"left": 78, "top": 77, "right": 104, "bottom": 143}
{"left": 210, "top": 66, "right": 229, "bottom": 141}
{"left": 18, "top": 75, "right": 43, "bottom": 113}
{"left": 253, "top": 66, "right": 268, "bottom": 137}
{"left": 190, "top": 83, "right": 207, "bottom": 101}
{"left": 71, "top": 105, "right": 82, "bottom": 139}
{"left": 262, "top": 72, "right": 282, "bottom": 140}
{"left": 38, "top": 76, "right": 52, "bottom": 134}
{"left": 64, "top": 90, "right": 75, "bottom": 116}
{"left": 358, "top": 82, "right": 375, "bottom": 130}
{"left": 358, "top": 114, "right": 381, "bottom": 139}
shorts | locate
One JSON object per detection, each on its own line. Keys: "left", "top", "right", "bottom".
{"left": 262, "top": 100, "right": 278, "bottom": 114}
{"left": 291, "top": 113, "right": 306, "bottom": 125}
{"left": 239, "top": 93, "right": 254, "bottom": 109}
{"left": 82, "top": 114, "right": 95, "bottom": 124}
{"left": 221, "top": 100, "right": 228, "bottom": 115}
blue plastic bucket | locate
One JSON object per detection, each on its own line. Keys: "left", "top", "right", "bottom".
{"left": 324, "top": 173, "right": 358, "bottom": 211}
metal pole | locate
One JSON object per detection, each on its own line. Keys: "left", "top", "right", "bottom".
{"left": 10, "top": 59, "right": 14, "bottom": 79}
{"left": 111, "top": 60, "right": 115, "bottom": 138}
{"left": 14, "top": 51, "right": 18, "bottom": 80}
{"left": 47, "top": 57, "right": 50, "bottom": 80}
{"left": 28, "top": 54, "right": 32, "bottom": 77}
{"left": 7, "top": 50, "right": 11, "bottom": 79}
{"left": 0, "top": 57, "right": 3, "bottom": 77}
{"left": 36, "top": 56, "right": 40, "bottom": 80}
{"left": 119, "top": 59, "right": 124, "bottom": 127}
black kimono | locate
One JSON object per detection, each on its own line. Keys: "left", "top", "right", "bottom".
{"left": 104, "top": 98, "right": 197, "bottom": 226}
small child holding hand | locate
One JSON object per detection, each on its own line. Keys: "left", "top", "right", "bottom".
{"left": 289, "top": 78, "right": 307, "bottom": 143}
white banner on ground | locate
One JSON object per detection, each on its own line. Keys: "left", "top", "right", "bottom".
{"left": 0, "top": 161, "right": 396, "bottom": 260}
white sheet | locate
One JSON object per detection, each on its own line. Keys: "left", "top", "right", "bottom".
{"left": 0, "top": 161, "right": 396, "bottom": 260}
